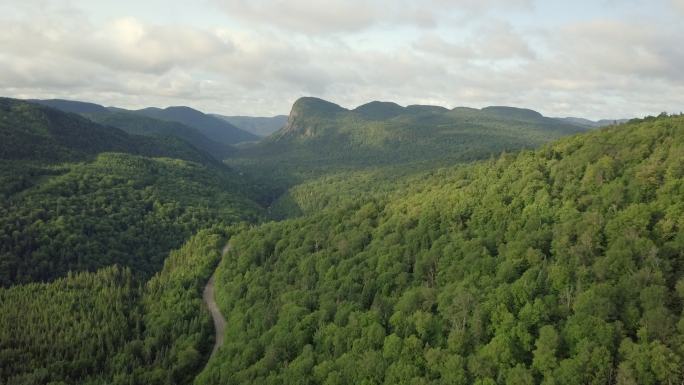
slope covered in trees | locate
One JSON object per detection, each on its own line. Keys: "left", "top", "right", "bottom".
{"left": 0, "top": 98, "right": 215, "bottom": 165}
{"left": 0, "top": 153, "right": 261, "bottom": 285}
{"left": 0, "top": 97, "right": 266, "bottom": 385}
{"left": 0, "top": 98, "right": 263, "bottom": 285}
{"left": 0, "top": 227, "right": 238, "bottom": 385}
{"left": 227, "top": 97, "right": 589, "bottom": 182}
{"left": 32, "top": 99, "right": 236, "bottom": 160}
{"left": 133, "top": 106, "right": 259, "bottom": 145}
{"left": 197, "top": 115, "right": 684, "bottom": 385}
{"left": 86, "top": 110, "right": 235, "bottom": 160}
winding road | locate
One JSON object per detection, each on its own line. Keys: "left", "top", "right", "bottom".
{"left": 203, "top": 244, "right": 230, "bottom": 356}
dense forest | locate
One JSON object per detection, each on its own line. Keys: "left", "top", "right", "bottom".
{"left": 0, "top": 227, "right": 240, "bottom": 385}
{"left": 226, "top": 97, "right": 590, "bottom": 184}
{"left": 32, "top": 99, "right": 236, "bottom": 160}
{"left": 0, "top": 99, "right": 263, "bottom": 286}
{"left": 1, "top": 95, "right": 681, "bottom": 385}
{"left": 197, "top": 115, "right": 684, "bottom": 384}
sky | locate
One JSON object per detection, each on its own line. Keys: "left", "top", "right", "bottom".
{"left": 0, "top": 0, "right": 682, "bottom": 119}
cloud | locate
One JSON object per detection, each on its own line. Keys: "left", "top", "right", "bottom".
{"left": 0, "top": 15, "right": 234, "bottom": 75}
{"left": 414, "top": 22, "right": 535, "bottom": 62}
{"left": 546, "top": 20, "right": 684, "bottom": 83}
{"left": 0, "top": 0, "right": 681, "bottom": 120}
{"left": 672, "top": 0, "right": 684, "bottom": 12}
{"left": 210, "top": 0, "right": 534, "bottom": 34}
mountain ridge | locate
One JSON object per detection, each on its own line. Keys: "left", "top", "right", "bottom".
{"left": 132, "top": 105, "right": 259, "bottom": 144}
{"left": 31, "top": 99, "right": 238, "bottom": 159}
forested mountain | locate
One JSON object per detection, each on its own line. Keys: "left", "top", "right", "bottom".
{"left": 2, "top": 98, "right": 217, "bottom": 165}
{"left": 32, "top": 99, "right": 235, "bottom": 160}
{"left": 555, "top": 117, "right": 629, "bottom": 129}
{"left": 133, "top": 106, "right": 259, "bottom": 144}
{"left": 227, "top": 97, "right": 590, "bottom": 181}
{"left": 0, "top": 98, "right": 263, "bottom": 285}
{"left": 1, "top": 227, "right": 239, "bottom": 385}
{"left": 29, "top": 98, "right": 110, "bottom": 114}
{"left": 2, "top": 91, "right": 681, "bottom": 385}
{"left": 87, "top": 110, "right": 235, "bottom": 160}
{"left": 213, "top": 114, "right": 288, "bottom": 137}
{"left": 0, "top": 97, "right": 266, "bottom": 384}
{"left": 197, "top": 114, "right": 684, "bottom": 385}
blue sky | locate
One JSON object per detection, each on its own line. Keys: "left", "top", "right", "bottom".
{"left": 1, "top": 0, "right": 682, "bottom": 119}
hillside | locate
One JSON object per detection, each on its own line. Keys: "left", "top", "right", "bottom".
{"left": 32, "top": 99, "right": 235, "bottom": 160}
{"left": 0, "top": 98, "right": 265, "bottom": 384}
{"left": 0, "top": 99, "right": 264, "bottom": 285}
{"left": 29, "top": 98, "right": 110, "bottom": 114}
{"left": 197, "top": 114, "right": 684, "bottom": 385}
{"left": 213, "top": 114, "right": 288, "bottom": 137}
{"left": 1, "top": 98, "right": 215, "bottom": 165}
{"left": 134, "top": 106, "right": 259, "bottom": 145}
{"left": 0, "top": 228, "right": 236, "bottom": 385}
{"left": 87, "top": 110, "right": 235, "bottom": 160}
{"left": 227, "top": 97, "right": 590, "bottom": 182}
{"left": 555, "top": 116, "right": 630, "bottom": 129}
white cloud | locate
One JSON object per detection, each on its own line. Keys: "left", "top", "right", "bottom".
{"left": 210, "top": 0, "right": 534, "bottom": 34}
{"left": 672, "top": 0, "right": 684, "bottom": 12}
{"left": 0, "top": 0, "right": 681, "bottom": 119}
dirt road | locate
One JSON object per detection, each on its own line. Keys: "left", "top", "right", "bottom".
{"left": 203, "top": 244, "right": 230, "bottom": 356}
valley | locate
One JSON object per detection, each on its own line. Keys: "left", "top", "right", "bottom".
{"left": 1, "top": 96, "right": 682, "bottom": 385}
{"left": 2, "top": 2, "right": 682, "bottom": 384}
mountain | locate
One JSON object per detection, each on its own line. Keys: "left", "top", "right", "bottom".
{"left": 229, "top": 97, "right": 590, "bottom": 180}
{"left": 31, "top": 98, "right": 235, "bottom": 160}
{"left": 481, "top": 105, "right": 544, "bottom": 120}
{"left": 353, "top": 101, "right": 406, "bottom": 120}
{"left": 0, "top": 98, "right": 263, "bottom": 285}
{"left": 89, "top": 109, "right": 235, "bottom": 159}
{"left": 29, "top": 98, "right": 110, "bottom": 114}
{"left": 555, "top": 116, "right": 629, "bottom": 128}
{"left": 1, "top": 98, "right": 214, "bottom": 165}
{"left": 212, "top": 114, "right": 288, "bottom": 137}
{"left": 0, "top": 98, "right": 265, "bottom": 385}
{"left": 133, "top": 106, "right": 259, "bottom": 144}
{"left": 197, "top": 114, "right": 684, "bottom": 385}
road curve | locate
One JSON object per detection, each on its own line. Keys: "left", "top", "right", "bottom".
{"left": 203, "top": 244, "right": 230, "bottom": 356}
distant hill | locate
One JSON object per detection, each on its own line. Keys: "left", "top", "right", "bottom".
{"left": 31, "top": 99, "right": 236, "bottom": 160}
{"left": 90, "top": 109, "right": 234, "bottom": 159}
{"left": 1, "top": 98, "right": 213, "bottom": 165}
{"left": 555, "top": 116, "right": 629, "bottom": 128}
{"left": 0, "top": 97, "right": 264, "bottom": 286}
{"left": 353, "top": 101, "right": 405, "bottom": 120}
{"left": 133, "top": 106, "right": 259, "bottom": 144}
{"left": 229, "top": 97, "right": 590, "bottom": 180}
{"left": 481, "top": 105, "right": 543, "bottom": 120}
{"left": 29, "top": 98, "right": 109, "bottom": 114}
{"left": 212, "top": 114, "right": 288, "bottom": 137}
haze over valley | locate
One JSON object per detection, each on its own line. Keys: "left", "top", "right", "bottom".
{"left": 1, "top": 1, "right": 683, "bottom": 385}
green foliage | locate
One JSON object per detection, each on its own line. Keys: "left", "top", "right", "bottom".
{"left": 84, "top": 110, "right": 236, "bottom": 160}
{"left": 0, "top": 98, "right": 215, "bottom": 165}
{"left": 228, "top": 97, "right": 589, "bottom": 183}
{"left": 0, "top": 227, "right": 235, "bottom": 385}
{"left": 196, "top": 115, "right": 684, "bottom": 384}
{"left": 133, "top": 106, "right": 258, "bottom": 145}
{"left": 0, "top": 152, "right": 261, "bottom": 285}
{"left": 0, "top": 266, "right": 140, "bottom": 384}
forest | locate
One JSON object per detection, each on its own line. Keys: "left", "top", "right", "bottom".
{"left": 197, "top": 115, "right": 684, "bottom": 385}
{"left": 0, "top": 227, "right": 242, "bottom": 384}
{"left": 226, "top": 97, "right": 589, "bottom": 185}
{"left": 1, "top": 97, "right": 682, "bottom": 385}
